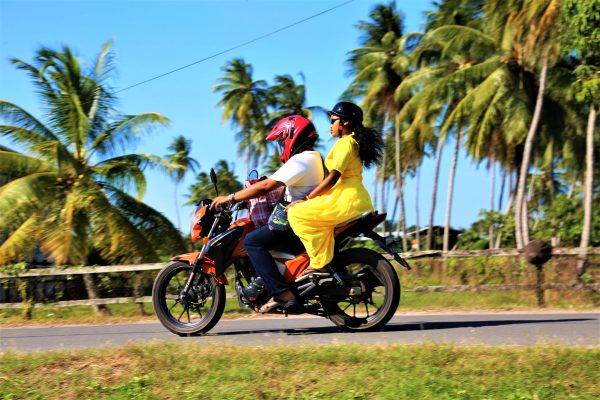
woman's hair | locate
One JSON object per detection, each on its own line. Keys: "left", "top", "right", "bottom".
{"left": 347, "top": 121, "right": 383, "bottom": 168}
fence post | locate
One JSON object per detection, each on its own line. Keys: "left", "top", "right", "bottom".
{"left": 524, "top": 240, "right": 552, "bottom": 307}
{"left": 132, "top": 271, "right": 147, "bottom": 315}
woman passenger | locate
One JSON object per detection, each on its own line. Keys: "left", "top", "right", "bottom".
{"left": 287, "top": 101, "right": 384, "bottom": 275}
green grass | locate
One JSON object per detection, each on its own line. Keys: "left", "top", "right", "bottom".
{"left": 1, "top": 289, "right": 597, "bottom": 326}
{"left": 0, "top": 343, "right": 598, "bottom": 399}
{"left": 399, "top": 289, "right": 600, "bottom": 310}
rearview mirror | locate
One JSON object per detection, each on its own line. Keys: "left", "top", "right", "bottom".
{"left": 247, "top": 169, "right": 258, "bottom": 180}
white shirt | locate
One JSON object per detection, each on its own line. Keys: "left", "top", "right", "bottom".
{"left": 270, "top": 151, "right": 324, "bottom": 201}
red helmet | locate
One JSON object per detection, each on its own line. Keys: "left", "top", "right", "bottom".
{"left": 265, "top": 115, "right": 318, "bottom": 162}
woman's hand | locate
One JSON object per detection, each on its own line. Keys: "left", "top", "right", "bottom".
{"left": 210, "top": 195, "right": 230, "bottom": 210}
{"left": 285, "top": 199, "right": 305, "bottom": 212}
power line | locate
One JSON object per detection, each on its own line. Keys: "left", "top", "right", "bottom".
{"left": 116, "top": 0, "right": 355, "bottom": 93}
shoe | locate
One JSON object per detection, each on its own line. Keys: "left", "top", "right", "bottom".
{"left": 258, "top": 291, "right": 297, "bottom": 313}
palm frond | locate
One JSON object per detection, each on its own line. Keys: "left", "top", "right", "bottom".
{"left": 0, "top": 214, "right": 40, "bottom": 265}
{"left": 103, "top": 185, "right": 186, "bottom": 259}
{"left": 88, "top": 112, "right": 169, "bottom": 157}
{"left": 0, "top": 151, "right": 52, "bottom": 179}
{"left": 39, "top": 190, "right": 90, "bottom": 265}
{"left": 0, "top": 172, "right": 58, "bottom": 216}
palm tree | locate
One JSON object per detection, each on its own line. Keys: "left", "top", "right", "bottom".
{"left": 424, "top": 0, "right": 484, "bottom": 30}
{"left": 267, "top": 74, "right": 327, "bottom": 122}
{"left": 560, "top": 0, "right": 600, "bottom": 277}
{"left": 166, "top": 136, "right": 200, "bottom": 230}
{"left": 213, "top": 58, "right": 269, "bottom": 173}
{"left": 346, "top": 1, "right": 410, "bottom": 236}
{"left": 499, "top": 0, "right": 562, "bottom": 248}
{"left": 396, "top": 0, "right": 483, "bottom": 249}
{"left": 356, "top": 1, "right": 404, "bottom": 46}
{"left": 0, "top": 42, "right": 185, "bottom": 268}
{"left": 406, "top": 0, "right": 568, "bottom": 250}
{"left": 186, "top": 160, "right": 242, "bottom": 204}
{"left": 0, "top": 43, "right": 186, "bottom": 314}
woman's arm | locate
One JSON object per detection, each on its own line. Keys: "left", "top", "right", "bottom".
{"left": 307, "top": 169, "right": 341, "bottom": 199}
{"left": 285, "top": 169, "right": 341, "bottom": 211}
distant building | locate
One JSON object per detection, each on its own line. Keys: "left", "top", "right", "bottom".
{"left": 406, "top": 225, "right": 463, "bottom": 251}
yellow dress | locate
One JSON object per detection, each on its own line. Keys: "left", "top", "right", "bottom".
{"left": 288, "top": 133, "right": 374, "bottom": 268}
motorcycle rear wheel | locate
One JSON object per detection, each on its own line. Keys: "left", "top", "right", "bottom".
{"left": 323, "top": 248, "right": 400, "bottom": 332}
{"left": 152, "top": 261, "right": 225, "bottom": 336}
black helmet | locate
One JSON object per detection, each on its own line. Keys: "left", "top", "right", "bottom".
{"left": 328, "top": 101, "right": 363, "bottom": 124}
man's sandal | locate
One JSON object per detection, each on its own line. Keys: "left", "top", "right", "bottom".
{"left": 258, "top": 296, "right": 297, "bottom": 313}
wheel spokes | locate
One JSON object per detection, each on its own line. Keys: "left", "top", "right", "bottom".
{"left": 164, "top": 269, "right": 217, "bottom": 326}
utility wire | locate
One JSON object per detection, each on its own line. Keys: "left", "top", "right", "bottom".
{"left": 116, "top": 0, "right": 355, "bottom": 93}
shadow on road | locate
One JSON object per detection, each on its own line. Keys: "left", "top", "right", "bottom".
{"left": 383, "top": 318, "right": 594, "bottom": 332}
{"left": 206, "top": 317, "right": 594, "bottom": 337}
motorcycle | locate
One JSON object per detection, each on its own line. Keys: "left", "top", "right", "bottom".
{"left": 152, "top": 168, "right": 411, "bottom": 336}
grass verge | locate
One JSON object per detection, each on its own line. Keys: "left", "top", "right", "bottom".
{"left": 0, "top": 343, "right": 598, "bottom": 399}
{"left": 1, "top": 289, "right": 598, "bottom": 326}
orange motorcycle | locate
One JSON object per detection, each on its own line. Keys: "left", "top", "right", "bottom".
{"left": 152, "top": 169, "right": 410, "bottom": 336}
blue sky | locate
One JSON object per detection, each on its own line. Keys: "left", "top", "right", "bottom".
{"left": 0, "top": 0, "right": 497, "bottom": 232}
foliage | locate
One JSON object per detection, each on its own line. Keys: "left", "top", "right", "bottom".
{"left": 186, "top": 160, "right": 243, "bottom": 204}
{"left": 212, "top": 58, "right": 270, "bottom": 172}
{"left": 213, "top": 61, "right": 326, "bottom": 173}
{"left": 561, "top": 0, "right": 600, "bottom": 106}
{"left": 0, "top": 42, "right": 186, "bottom": 265}
{"left": 458, "top": 192, "right": 600, "bottom": 249}
{"left": 165, "top": 136, "right": 199, "bottom": 183}
{"left": 165, "top": 135, "right": 199, "bottom": 229}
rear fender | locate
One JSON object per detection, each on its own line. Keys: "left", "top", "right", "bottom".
{"left": 171, "top": 253, "right": 229, "bottom": 284}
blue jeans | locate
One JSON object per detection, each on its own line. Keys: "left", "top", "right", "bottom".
{"left": 243, "top": 225, "right": 304, "bottom": 297}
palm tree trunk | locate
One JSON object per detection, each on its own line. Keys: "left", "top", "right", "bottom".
{"left": 498, "top": 167, "right": 506, "bottom": 212}
{"left": 522, "top": 184, "right": 530, "bottom": 244}
{"left": 391, "top": 189, "right": 399, "bottom": 237}
{"left": 427, "top": 135, "right": 445, "bottom": 250}
{"left": 415, "top": 167, "right": 421, "bottom": 251}
{"left": 373, "top": 169, "right": 379, "bottom": 211}
{"left": 443, "top": 130, "right": 461, "bottom": 252}
{"left": 82, "top": 274, "right": 110, "bottom": 315}
{"left": 577, "top": 105, "right": 596, "bottom": 279}
{"left": 398, "top": 181, "right": 408, "bottom": 252}
{"left": 515, "top": 50, "right": 549, "bottom": 248}
{"left": 174, "top": 181, "right": 181, "bottom": 231}
{"left": 394, "top": 122, "right": 408, "bottom": 252}
{"left": 489, "top": 159, "right": 495, "bottom": 249}
{"left": 506, "top": 170, "right": 515, "bottom": 214}
{"left": 380, "top": 113, "right": 389, "bottom": 215}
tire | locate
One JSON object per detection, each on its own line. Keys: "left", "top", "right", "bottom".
{"left": 152, "top": 261, "right": 225, "bottom": 336}
{"left": 323, "top": 248, "right": 400, "bottom": 332}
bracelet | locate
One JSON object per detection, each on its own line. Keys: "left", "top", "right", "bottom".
{"left": 228, "top": 193, "right": 235, "bottom": 203}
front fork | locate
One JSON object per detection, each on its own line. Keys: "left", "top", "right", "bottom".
{"left": 181, "top": 213, "right": 225, "bottom": 296}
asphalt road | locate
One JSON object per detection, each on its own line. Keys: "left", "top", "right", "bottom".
{"left": 1, "top": 312, "right": 598, "bottom": 352}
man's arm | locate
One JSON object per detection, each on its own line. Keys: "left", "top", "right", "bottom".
{"left": 210, "top": 178, "right": 284, "bottom": 209}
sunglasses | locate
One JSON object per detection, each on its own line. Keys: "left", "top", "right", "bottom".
{"left": 330, "top": 117, "right": 340, "bottom": 125}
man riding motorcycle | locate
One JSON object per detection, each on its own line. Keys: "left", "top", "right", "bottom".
{"left": 210, "top": 115, "right": 324, "bottom": 312}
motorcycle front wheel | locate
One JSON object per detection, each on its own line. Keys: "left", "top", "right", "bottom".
{"left": 152, "top": 261, "right": 225, "bottom": 336}
{"left": 323, "top": 248, "right": 400, "bottom": 332}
